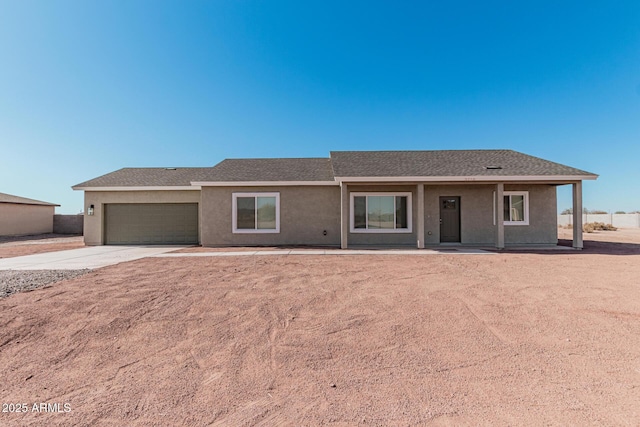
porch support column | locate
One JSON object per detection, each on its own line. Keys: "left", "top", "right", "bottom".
{"left": 572, "top": 181, "right": 583, "bottom": 249}
{"left": 340, "top": 182, "right": 348, "bottom": 249}
{"left": 416, "top": 183, "right": 425, "bottom": 248}
{"left": 495, "top": 183, "right": 505, "bottom": 249}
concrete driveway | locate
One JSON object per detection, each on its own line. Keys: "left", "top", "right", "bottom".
{"left": 0, "top": 246, "right": 185, "bottom": 270}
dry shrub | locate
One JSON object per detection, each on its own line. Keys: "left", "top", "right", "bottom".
{"left": 583, "top": 222, "right": 617, "bottom": 233}
{"left": 597, "top": 222, "right": 618, "bottom": 231}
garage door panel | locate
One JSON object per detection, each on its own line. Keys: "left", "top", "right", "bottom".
{"left": 105, "top": 203, "right": 198, "bottom": 245}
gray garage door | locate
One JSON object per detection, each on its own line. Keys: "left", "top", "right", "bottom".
{"left": 104, "top": 203, "right": 198, "bottom": 245}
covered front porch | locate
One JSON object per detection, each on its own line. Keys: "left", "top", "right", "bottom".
{"left": 338, "top": 181, "right": 586, "bottom": 250}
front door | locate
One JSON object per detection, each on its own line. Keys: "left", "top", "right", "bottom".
{"left": 439, "top": 196, "right": 460, "bottom": 243}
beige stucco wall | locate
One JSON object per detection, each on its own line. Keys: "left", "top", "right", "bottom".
{"left": 346, "top": 185, "right": 418, "bottom": 246}
{"left": 423, "top": 184, "right": 557, "bottom": 246}
{"left": 0, "top": 203, "right": 55, "bottom": 236}
{"left": 82, "top": 183, "right": 558, "bottom": 247}
{"left": 200, "top": 186, "right": 341, "bottom": 246}
{"left": 423, "top": 184, "right": 494, "bottom": 245}
{"left": 83, "top": 190, "right": 201, "bottom": 245}
{"left": 344, "top": 183, "right": 557, "bottom": 247}
{"left": 504, "top": 184, "right": 557, "bottom": 245}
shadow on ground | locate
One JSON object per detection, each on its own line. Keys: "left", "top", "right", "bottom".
{"left": 553, "top": 239, "right": 640, "bottom": 255}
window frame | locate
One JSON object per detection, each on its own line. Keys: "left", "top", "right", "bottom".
{"left": 232, "top": 192, "right": 280, "bottom": 234}
{"left": 493, "top": 191, "right": 530, "bottom": 226}
{"left": 349, "top": 192, "right": 413, "bottom": 233}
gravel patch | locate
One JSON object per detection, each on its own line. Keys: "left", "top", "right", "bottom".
{"left": 0, "top": 269, "right": 90, "bottom": 298}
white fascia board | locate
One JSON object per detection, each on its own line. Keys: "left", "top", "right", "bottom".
{"left": 192, "top": 181, "right": 339, "bottom": 187}
{"left": 72, "top": 186, "right": 201, "bottom": 191}
{"left": 335, "top": 175, "right": 598, "bottom": 183}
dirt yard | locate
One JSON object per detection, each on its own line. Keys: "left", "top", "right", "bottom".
{"left": 1, "top": 231, "right": 639, "bottom": 426}
{"left": 0, "top": 235, "right": 84, "bottom": 259}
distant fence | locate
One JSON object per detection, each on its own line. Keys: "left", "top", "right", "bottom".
{"left": 53, "top": 214, "right": 84, "bottom": 234}
{"left": 558, "top": 213, "right": 640, "bottom": 228}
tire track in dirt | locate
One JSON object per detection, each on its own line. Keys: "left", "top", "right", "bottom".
{"left": 456, "top": 296, "right": 512, "bottom": 346}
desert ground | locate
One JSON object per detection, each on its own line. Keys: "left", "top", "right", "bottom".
{"left": 0, "top": 234, "right": 84, "bottom": 259}
{"left": 0, "top": 230, "right": 639, "bottom": 426}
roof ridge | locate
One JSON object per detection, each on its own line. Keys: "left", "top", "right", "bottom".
{"left": 330, "top": 148, "right": 513, "bottom": 154}
{"left": 222, "top": 157, "right": 330, "bottom": 161}
{"left": 117, "top": 166, "right": 211, "bottom": 169}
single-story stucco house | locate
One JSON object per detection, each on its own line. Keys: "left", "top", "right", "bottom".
{"left": 72, "top": 150, "right": 597, "bottom": 249}
{"left": 0, "top": 192, "right": 60, "bottom": 237}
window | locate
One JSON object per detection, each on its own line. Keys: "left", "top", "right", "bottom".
{"left": 494, "top": 191, "right": 529, "bottom": 225}
{"left": 232, "top": 193, "right": 280, "bottom": 233}
{"left": 350, "top": 192, "right": 412, "bottom": 233}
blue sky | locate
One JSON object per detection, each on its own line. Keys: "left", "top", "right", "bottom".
{"left": 1, "top": 1, "right": 639, "bottom": 213}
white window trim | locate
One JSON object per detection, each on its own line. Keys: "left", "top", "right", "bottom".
{"left": 350, "top": 192, "right": 413, "bottom": 233}
{"left": 493, "top": 191, "right": 529, "bottom": 226}
{"left": 232, "top": 192, "right": 280, "bottom": 233}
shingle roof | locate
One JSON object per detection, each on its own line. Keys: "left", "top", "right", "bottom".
{"left": 330, "top": 150, "right": 597, "bottom": 177}
{"left": 72, "top": 168, "right": 214, "bottom": 188}
{"left": 72, "top": 150, "right": 596, "bottom": 188}
{"left": 195, "top": 158, "right": 335, "bottom": 182}
{"left": 0, "top": 192, "right": 59, "bottom": 206}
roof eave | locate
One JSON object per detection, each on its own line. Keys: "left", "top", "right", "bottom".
{"left": 335, "top": 175, "right": 598, "bottom": 183}
{"left": 192, "top": 181, "right": 339, "bottom": 187}
{"left": 0, "top": 201, "right": 60, "bottom": 207}
{"left": 72, "top": 185, "right": 201, "bottom": 191}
